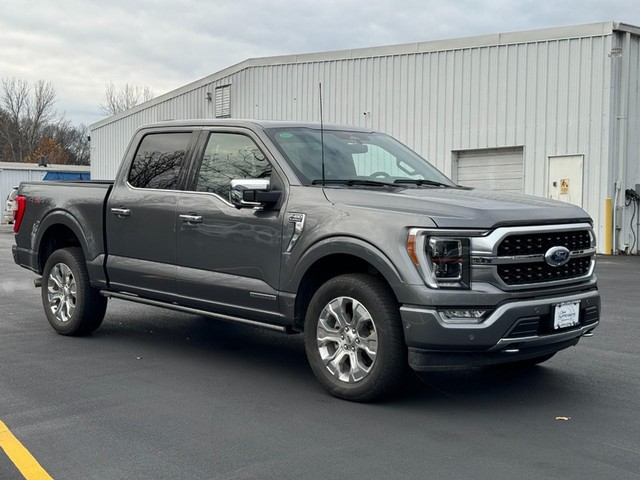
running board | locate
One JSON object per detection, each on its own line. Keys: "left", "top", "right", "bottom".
{"left": 101, "top": 291, "right": 289, "bottom": 333}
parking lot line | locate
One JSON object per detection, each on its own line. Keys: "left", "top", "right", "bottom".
{"left": 0, "top": 421, "right": 53, "bottom": 480}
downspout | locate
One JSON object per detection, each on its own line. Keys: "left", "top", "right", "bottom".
{"left": 610, "top": 31, "right": 629, "bottom": 254}
{"left": 620, "top": 33, "right": 631, "bottom": 253}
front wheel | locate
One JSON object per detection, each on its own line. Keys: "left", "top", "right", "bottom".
{"left": 41, "top": 247, "right": 107, "bottom": 336}
{"left": 303, "top": 274, "right": 406, "bottom": 402}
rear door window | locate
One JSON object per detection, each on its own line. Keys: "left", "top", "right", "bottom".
{"left": 128, "top": 133, "right": 192, "bottom": 189}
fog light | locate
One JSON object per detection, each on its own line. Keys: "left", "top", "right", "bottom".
{"left": 440, "top": 309, "right": 487, "bottom": 324}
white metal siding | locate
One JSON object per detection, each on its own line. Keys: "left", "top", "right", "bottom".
{"left": 90, "top": 74, "right": 236, "bottom": 180}
{"left": 90, "top": 23, "right": 625, "bottom": 252}
{"left": 455, "top": 148, "right": 523, "bottom": 193}
{"left": 0, "top": 169, "right": 46, "bottom": 223}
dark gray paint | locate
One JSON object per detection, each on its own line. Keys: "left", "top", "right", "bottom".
{"left": 106, "top": 185, "right": 180, "bottom": 296}
{"left": 175, "top": 191, "right": 284, "bottom": 320}
{"left": 14, "top": 181, "right": 112, "bottom": 271}
{"left": 322, "top": 186, "right": 592, "bottom": 228}
{"left": 12, "top": 119, "right": 599, "bottom": 368}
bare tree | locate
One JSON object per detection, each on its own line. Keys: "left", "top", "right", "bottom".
{"left": 41, "top": 120, "right": 90, "bottom": 165}
{"left": 61, "top": 122, "right": 90, "bottom": 166}
{"left": 100, "top": 82, "right": 154, "bottom": 116}
{"left": 0, "top": 77, "right": 57, "bottom": 163}
{"left": 26, "top": 80, "right": 57, "bottom": 154}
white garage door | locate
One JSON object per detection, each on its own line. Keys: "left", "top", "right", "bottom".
{"left": 454, "top": 147, "right": 524, "bottom": 193}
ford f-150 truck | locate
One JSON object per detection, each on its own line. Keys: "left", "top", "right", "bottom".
{"left": 12, "top": 120, "right": 600, "bottom": 401}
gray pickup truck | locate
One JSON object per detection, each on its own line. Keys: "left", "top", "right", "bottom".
{"left": 12, "top": 120, "right": 600, "bottom": 401}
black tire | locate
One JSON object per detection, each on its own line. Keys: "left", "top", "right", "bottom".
{"left": 41, "top": 247, "right": 107, "bottom": 336}
{"left": 303, "top": 273, "right": 406, "bottom": 402}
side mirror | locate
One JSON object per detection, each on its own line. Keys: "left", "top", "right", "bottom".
{"left": 230, "top": 179, "right": 281, "bottom": 208}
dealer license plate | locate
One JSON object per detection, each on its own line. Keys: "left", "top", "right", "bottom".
{"left": 553, "top": 301, "right": 581, "bottom": 330}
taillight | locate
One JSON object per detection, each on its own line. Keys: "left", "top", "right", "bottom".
{"left": 13, "top": 195, "right": 26, "bottom": 233}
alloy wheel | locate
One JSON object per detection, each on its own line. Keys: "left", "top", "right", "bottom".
{"left": 47, "top": 263, "right": 77, "bottom": 323}
{"left": 316, "top": 296, "right": 378, "bottom": 383}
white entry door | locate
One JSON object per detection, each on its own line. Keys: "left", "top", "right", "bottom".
{"left": 548, "top": 155, "right": 583, "bottom": 208}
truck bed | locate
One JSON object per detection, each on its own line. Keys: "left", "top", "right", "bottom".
{"left": 13, "top": 180, "right": 114, "bottom": 282}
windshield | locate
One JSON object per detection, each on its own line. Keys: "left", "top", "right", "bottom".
{"left": 265, "top": 128, "right": 455, "bottom": 187}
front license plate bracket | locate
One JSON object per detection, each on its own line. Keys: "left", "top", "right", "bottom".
{"left": 553, "top": 301, "right": 581, "bottom": 330}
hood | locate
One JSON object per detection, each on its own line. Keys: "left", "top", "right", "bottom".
{"left": 323, "top": 186, "right": 591, "bottom": 229}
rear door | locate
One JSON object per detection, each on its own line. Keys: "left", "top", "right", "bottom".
{"left": 106, "top": 128, "right": 198, "bottom": 300}
{"left": 174, "top": 128, "right": 287, "bottom": 322}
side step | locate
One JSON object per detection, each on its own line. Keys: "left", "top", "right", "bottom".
{"left": 101, "top": 291, "right": 290, "bottom": 333}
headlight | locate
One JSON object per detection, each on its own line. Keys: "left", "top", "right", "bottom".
{"left": 407, "top": 230, "right": 471, "bottom": 289}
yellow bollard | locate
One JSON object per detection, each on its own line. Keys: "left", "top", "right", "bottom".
{"left": 604, "top": 197, "right": 612, "bottom": 254}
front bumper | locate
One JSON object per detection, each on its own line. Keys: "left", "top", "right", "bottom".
{"left": 400, "top": 288, "right": 600, "bottom": 371}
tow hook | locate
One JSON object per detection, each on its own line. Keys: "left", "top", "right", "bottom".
{"left": 33, "top": 277, "right": 42, "bottom": 288}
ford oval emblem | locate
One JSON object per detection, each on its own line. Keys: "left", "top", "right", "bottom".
{"left": 545, "top": 246, "right": 571, "bottom": 267}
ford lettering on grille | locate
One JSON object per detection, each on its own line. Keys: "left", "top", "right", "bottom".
{"left": 545, "top": 246, "right": 571, "bottom": 267}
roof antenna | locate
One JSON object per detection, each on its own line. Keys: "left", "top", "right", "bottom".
{"left": 319, "top": 82, "right": 326, "bottom": 187}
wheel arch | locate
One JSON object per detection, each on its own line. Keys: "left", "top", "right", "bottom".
{"left": 35, "top": 211, "right": 93, "bottom": 273}
{"left": 288, "top": 237, "right": 405, "bottom": 330}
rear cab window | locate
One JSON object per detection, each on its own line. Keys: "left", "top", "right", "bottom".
{"left": 128, "top": 132, "right": 192, "bottom": 189}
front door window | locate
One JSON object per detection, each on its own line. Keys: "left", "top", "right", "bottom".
{"left": 195, "top": 133, "right": 272, "bottom": 201}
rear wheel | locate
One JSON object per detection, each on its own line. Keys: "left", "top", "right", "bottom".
{"left": 303, "top": 274, "right": 406, "bottom": 402}
{"left": 42, "top": 247, "right": 107, "bottom": 336}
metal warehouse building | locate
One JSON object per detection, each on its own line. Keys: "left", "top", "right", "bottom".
{"left": 0, "top": 163, "right": 90, "bottom": 224}
{"left": 90, "top": 21, "right": 640, "bottom": 254}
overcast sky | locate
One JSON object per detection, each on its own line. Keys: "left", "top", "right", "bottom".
{"left": 1, "top": 0, "right": 638, "bottom": 128}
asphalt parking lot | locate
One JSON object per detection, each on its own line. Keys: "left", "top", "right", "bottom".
{"left": 0, "top": 224, "right": 638, "bottom": 479}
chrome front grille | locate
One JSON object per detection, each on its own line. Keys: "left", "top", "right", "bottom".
{"left": 497, "top": 256, "right": 592, "bottom": 285}
{"left": 497, "top": 230, "right": 591, "bottom": 256}
{"left": 471, "top": 223, "right": 596, "bottom": 290}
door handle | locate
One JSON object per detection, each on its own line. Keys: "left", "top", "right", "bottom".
{"left": 110, "top": 207, "right": 131, "bottom": 217}
{"left": 179, "top": 214, "right": 203, "bottom": 224}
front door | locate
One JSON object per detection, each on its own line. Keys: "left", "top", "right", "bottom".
{"left": 175, "top": 129, "right": 286, "bottom": 323}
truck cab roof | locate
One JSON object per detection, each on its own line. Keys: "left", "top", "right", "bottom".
{"left": 137, "top": 118, "right": 374, "bottom": 133}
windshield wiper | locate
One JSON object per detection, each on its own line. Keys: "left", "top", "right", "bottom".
{"left": 311, "top": 179, "right": 393, "bottom": 187}
{"left": 393, "top": 179, "right": 453, "bottom": 187}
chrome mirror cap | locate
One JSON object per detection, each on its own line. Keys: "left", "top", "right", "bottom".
{"left": 230, "top": 179, "right": 270, "bottom": 208}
